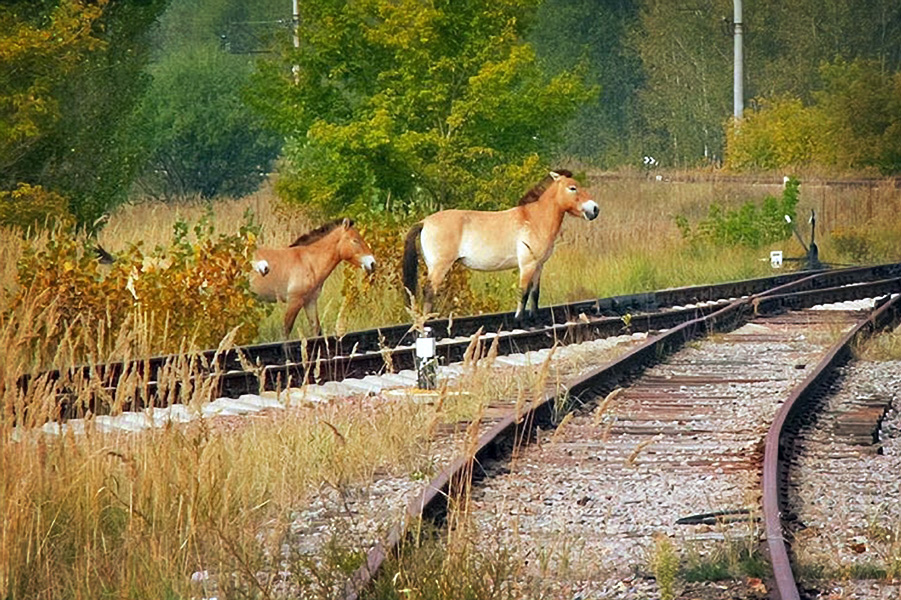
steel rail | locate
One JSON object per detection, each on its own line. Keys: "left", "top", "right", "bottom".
{"left": 23, "top": 264, "right": 841, "bottom": 397}
{"left": 21, "top": 263, "right": 901, "bottom": 418}
{"left": 28, "top": 270, "right": 901, "bottom": 422}
{"left": 57, "top": 275, "right": 901, "bottom": 419}
{"left": 340, "top": 267, "right": 901, "bottom": 599}
{"left": 761, "top": 292, "right": 901, "bottom": 600}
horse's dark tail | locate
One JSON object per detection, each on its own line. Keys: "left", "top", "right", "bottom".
{"left": 95, "top": 244, "right": 115, "bottom": 265}
{"left": 402, "top": 222, "right": 424, "bottom": 305}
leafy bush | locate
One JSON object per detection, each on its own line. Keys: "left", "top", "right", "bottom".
{"left": 135, "top": 45, "right": 280, "bottom": 199}
{"left": 0, "top": 183, "right": 72, "bottom": 231}
{"left": 830, "top": 227, "right": 876, "bottom": 264}
{"left": 726, "top": 60, "right": 901, "bottom": 174}
{"left": 8, "top": 211, "right": 268, "bottom": 367}
{"left": 675, "top": 177, "right": 799, "bottom": 249}
{"left": 725, "top": 96, "right": 825, "bottom": 171}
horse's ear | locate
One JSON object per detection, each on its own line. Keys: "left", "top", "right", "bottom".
{"left": 342, "top": 217, "right": 353, "bottom": 229}
{"left": 549, "top": 171, "right": 562, "bottom": 181}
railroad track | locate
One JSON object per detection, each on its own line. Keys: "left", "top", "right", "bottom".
{"left": 338, "top": 267, "right": 901, "bottom": 600}
{"left": 22, "top": 263, "right": 901, "bottom": 422}
{"left": 769, "top": 302, "right": 901, "bottom": 599}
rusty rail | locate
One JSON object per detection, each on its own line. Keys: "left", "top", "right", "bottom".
{"left": 26, "top": 262, "right": 901, "bottom": 419}
{"left": 761, "top": 292, "right": 901, "bottom": 600}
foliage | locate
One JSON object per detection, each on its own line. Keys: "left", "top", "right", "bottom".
{"left": 249, "top": 0, "right": 597, "bottom": 216}
{"left": 134, "top": 44, "right": 280, "bottom": 199}
{"left": 676, "top": 177, "right": 799, "bottom": 248}
{"left": 0, "top": 183, "right": 72, "bottom": 231}
{"left": 725, "top": 96, "right": 826, "bottom": 171}
{"left": 830, "top": 227, "right": 877, "bottom": 264}
{"left": 0, "top": 0, "right": 171, "bottom": 225}
{"left": 631, "top": 1, "right": 732, "bottom": 167}
{"left": 650, "top": 534, "right": 680, "bottom": 600}
{"left": 0, "top": 0, "right": 106, "bottom": 175}
{"left": 528, "top": 0, "right": 644, "bottom": 165}
{"left": 830, "top": 220, "right": 901, "bottom": 266}
{"left": 814, "top": 60, "right": 901, "bottom": 174}
{"left": 369, "top": 523, "right": 521, "bottom": 600}
{"left": 726, "top": 60, "right": 901, "bottom": 174}
{"left": 632, "top": 0, "right": 901, "bottom": 167}
{"left": 8, "top": 211, "right": 267, "bottom": 367}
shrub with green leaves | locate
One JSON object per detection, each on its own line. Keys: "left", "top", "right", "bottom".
{"left": 676, "top": 177, "right": 799, "bottom": 249}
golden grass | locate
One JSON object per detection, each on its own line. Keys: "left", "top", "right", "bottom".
{"left": 0, "top": 322, "right": 448, "bottom": 599}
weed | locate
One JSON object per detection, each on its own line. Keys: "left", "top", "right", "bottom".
{"left": 650, "top": 533, "right": 680, "bottom": 600}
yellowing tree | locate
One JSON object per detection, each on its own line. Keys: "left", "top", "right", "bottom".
{"left": 0, "top": 1, "right": 106, "bottom": 174}
{"left": 249, "top": 0, "right": 596, "bottom": 216}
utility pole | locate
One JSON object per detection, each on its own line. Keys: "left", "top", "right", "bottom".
{"left": 292, "top": 0, "right": 300, "bottom": 82}
{"left": 733, "top": 0, "right": 743, "bottom": 119}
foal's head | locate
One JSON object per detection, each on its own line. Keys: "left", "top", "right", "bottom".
{"left": 336, "top": 218, "right": 376, "bottom": 273}
{"left": 547, "top": 171, "right": 599, "bottom": 221}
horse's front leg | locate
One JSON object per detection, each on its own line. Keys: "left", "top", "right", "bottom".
{"left": 514, "top": 263, "right": 538, "bottom": 325}
{"left": 283, "top": 296, "right": 304, "bottom": 338}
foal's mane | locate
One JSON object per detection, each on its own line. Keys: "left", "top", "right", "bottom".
{"left": 517, "top": 169, "right": 574, "bottom": 206}
{"left": 289, "top": 218, "right": 352, "bottom": 247}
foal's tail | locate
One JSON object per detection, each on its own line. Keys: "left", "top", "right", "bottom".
{"left": 402, "top": 222, "right": 424, "bottom": 305}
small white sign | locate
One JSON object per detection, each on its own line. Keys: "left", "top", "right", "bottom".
{"left": 770, "top": 250, "right": 783, "bottom": 268}
{"left": 415, "top": 336, "right": 436, "bottom": 358}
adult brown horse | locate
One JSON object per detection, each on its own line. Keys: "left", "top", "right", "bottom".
{"left": 251, "top": 218, "right": 375, "bottom": 338}
{"left": 402, "top": 170, "right": 599, "bottom": 322}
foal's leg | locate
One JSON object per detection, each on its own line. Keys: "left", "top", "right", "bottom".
{"left": 303, "top": 289, "right": 322, "bottom": 337}
{"left": 283, "top": 296, "right": 304, "bottom": 338}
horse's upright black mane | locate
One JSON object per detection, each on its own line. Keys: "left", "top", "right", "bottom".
{"left": 517, "top": 169, "right": 574, "bottom": 206}
{"left": 289, "top": 218, "right": 352, "bottom": 247}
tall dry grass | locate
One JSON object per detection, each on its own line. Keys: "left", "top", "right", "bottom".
{"left": 0, "top": 294, "right": 453, "bottom": 599}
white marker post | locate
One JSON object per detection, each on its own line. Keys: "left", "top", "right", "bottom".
{"left": 415, "top": 327, "right": 437, "bottom": 390}
{"left": 770, "top": 250, "right": 783, "bottom": 269}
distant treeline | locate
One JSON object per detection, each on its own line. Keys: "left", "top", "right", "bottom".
{"left": 2, "top": 0, "right": 900, "bottom": 225}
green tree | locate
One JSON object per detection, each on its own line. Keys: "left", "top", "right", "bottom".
{"left": 135, "top": 45, "right": 280, "bottom": 199}
{"left": 529, "top": 0, "right": 644, "bottom": 165}
{"left": 725, "top": 60, "right": 901, "bottom": 174}
{"left": 0, "top": 0, "right": 106, "bottom": 194}
{"left": 815, "top": 59, "right": 901, "bottom": 173}
{"left": 631, "top": 1, "right": 733, "bottom": 166}
{"left": 249, "top": 0, "right": 597, "bottom": 216}
{"left": 0, "top": 0, "right": 170, "bottom": 225}
{"left": 746, "top": 0, "right": 901, "bottom": 102}
{"left": 133, "top": 0, "right": 281, "bottom": 199}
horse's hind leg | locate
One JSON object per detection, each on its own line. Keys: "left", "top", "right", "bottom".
{"left": 514, "top": 263, "right": 540, "bottom": 324}
{"left": 528, "top": 266, "right": 544, "bottom": 320}
{"left": 423, "top": 257, "right": 454, "bottom": 315}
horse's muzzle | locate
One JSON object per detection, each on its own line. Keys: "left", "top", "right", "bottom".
{"left": 361, "top": 255, "right": 376, "bottom": 273}
{"left": 252, "top": 259, "right": 270, "bottom": 276}
{"left": 582, "top": 201, "right": 600, "bottom": 221}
